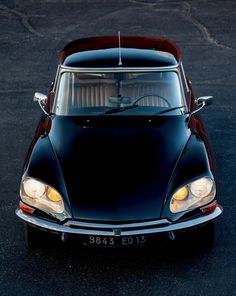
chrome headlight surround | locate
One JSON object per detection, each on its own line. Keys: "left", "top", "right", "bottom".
{"left": 169, "top": 177, "right": 216, "bottom": 213}
{"left": 20, "top": 177, "right": 64, "bottom": 214}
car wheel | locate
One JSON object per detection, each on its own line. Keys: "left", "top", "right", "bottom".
{"left": 25, "top": 225, "right": 61, "bottom": 250}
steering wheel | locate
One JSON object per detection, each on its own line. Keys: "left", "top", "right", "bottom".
{"left": 132, "top": 93, "right": 171, "bottom": 107}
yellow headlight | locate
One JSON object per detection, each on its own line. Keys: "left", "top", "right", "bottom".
{"left": 47, "top": 187, "right": 61, "bottom": 202}
{"left": 170, "top": 177, "right": 216, "bottom": 213}
{"left": 173, "top": 186, "right": 188, "bottom": 201}
{"left": 20, "top": 177, "right": 64, "bottom": 214}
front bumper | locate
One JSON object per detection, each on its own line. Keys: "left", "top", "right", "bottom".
{"left": 16, "top": 205, "right": 222, "bottom": 237}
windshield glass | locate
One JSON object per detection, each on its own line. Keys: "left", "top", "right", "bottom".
{"left": 53, "top": 71, "right": 185, "bottom": 116}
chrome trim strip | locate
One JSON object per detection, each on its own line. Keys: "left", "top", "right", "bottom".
{"left": 59, "top": 65, "right": 179, "bottom": 73}
{"left": 180, "top": 62, "right": 189, "bottom": 93}
{"left": 64, "top": 219, "right": 171, "bottom": 229}
{"left": 52, "top": 65, "right": 61, "bottom": 93}
{"left": 16, "top": 206, "right": 223, "bottom": 236}
{"left": 52, "top": 65, "right": 187, "bottom": 114}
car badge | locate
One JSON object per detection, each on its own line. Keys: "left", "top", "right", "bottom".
{"left": 113, "top": 228, "right": 122, "bottom": 236}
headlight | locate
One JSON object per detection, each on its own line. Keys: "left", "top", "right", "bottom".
{"left": 23, "top": 178, "right": 46, "bottom": 198}
{"left": 20, "top": 177, "right": 64, "bottom": 214}
{"left": 190, "top": 178, "right": 213, "bottom": 198}
{"left": 172, "top": 186, "right": 188, "bottom": 201}
{"left": 170, "top": 177, "right": 216, "bottom": 213}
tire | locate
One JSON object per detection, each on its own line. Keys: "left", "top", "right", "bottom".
{"left": 25, "top": 225, "right": 60, "bottom": 250}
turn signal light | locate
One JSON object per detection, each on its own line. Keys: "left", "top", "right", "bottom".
{"left": 200, "top": 200, "right": 218, "bottom": 213}
{"left": 19, "top": 201, "right": 35, "bottom": 214}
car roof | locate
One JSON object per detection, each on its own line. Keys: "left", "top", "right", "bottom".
{"left": 63, "top": 48, "right": 177, "bottom": 68}
{"left": 60, "top": 36, "right": 180, "bottom": 68}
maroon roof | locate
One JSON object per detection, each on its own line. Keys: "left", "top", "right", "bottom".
{"left": 60, "top": 36, "right": 180, "bottom": 65}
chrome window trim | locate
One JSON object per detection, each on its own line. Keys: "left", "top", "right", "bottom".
{"left": 52, "top": 65, "right": 61, "bottom": 93}
{"left": 180, "top": 62, "right": 189, "bottom": 93}
{"left": 59, "top": 64, "right": 179, "bottom": 73}
{"left": 53, "top": 64, "right": 187, "bottom": 114}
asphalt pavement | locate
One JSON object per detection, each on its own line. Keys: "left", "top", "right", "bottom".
{"left": 0, "top": 0, "right": 235, "bottom": 295}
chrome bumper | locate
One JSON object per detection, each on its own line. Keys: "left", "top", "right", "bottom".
{"left": 16, "top": 206, "right": 222, "bottom": 237}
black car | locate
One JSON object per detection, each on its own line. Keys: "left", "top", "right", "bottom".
{"left": 16, "top": 36, "right": 223, "bottom": 248}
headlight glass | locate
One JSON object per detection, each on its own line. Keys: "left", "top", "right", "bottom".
{"left": 47, "top": 187, "right": 61, "bottom": 202}
{"left": 23, "top": 178, "right": 46, "bottom": 198}
{"left": 20, "top": 177, "right": 64, "bottom": 214}
{"left": 190, "top": 177, "right": 213, "bottom": 198}
{"left": 170, "top": 177, "right": 216, "bottom": 213}
{"left": 172, "top": 186, "right": 188, "bottom": 201}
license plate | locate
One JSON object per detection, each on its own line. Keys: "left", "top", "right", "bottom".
{"left": 83, "top": 235, "right": 146, "bottom": 247}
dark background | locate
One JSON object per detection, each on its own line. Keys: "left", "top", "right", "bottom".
{"left": 0, "top": 0, "right": 235, "bottom": 295}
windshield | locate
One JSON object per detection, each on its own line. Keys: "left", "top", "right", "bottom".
{"left": 53, "top": 71, "right": 186, "bottom": 116}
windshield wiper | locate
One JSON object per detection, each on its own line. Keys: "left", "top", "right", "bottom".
{"left": 158, "top": 105, "right": 185, "bottom": 114}
{"left": 105, "top": 105, "right": 139, "bottom": 114}
{"left": 105, "top": 105, "right": 185, "bottom": 115}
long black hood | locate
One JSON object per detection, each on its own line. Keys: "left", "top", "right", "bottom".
{"left": 48, "top": 116, "right": 191, "bottom": 221}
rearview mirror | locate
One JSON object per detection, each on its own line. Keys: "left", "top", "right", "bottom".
{"left": 108, "top": 96, "right": 131, "bottom": 105}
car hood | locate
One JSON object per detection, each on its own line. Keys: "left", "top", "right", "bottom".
{"left": 48, "top": 116, "right": 190, "bottom": 222}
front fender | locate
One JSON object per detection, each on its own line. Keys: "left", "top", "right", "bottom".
{"left": 161, "top": 132, "right": 214, "bottom": 221}
{"left": 22, "top": 134, "right": 72, "bottom": 218}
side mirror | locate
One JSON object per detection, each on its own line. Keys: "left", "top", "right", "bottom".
{"left": 33, "top": 92, "right": 47, "bottom": 103}
{"left": 33, "top": 92, "right": 49, "bottom": 115}
{"left": 192, "top": 96, "right": 213, "bottom": 114}
{"left": 195, "top": 96, "right": 213, "bottom": 106}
